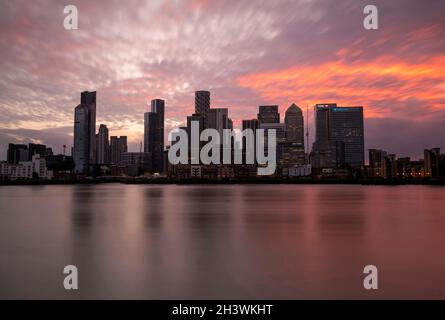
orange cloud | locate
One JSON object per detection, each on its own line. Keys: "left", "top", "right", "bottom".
{"left": 237, "top": 55, "right": 445, "bottom": 119}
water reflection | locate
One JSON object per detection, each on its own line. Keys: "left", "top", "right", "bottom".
{"left": 70, "top": 185, "right": 95, "bottom": 228}
{"left": 143, "top": 187, "right": 164, "bottom": 228}
{"left": 1, "top": 184, "right": 445, "bottom": 299}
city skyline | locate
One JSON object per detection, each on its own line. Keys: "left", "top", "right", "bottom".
{"left": 0, "top": 0, "right": 444, "bottom": 160}
{"left": 1, "top": 88, "right": 442, "bottom": 167}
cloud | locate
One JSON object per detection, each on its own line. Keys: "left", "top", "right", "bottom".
{"left": 0, "top": 0, "right": 444, "bottom": 160}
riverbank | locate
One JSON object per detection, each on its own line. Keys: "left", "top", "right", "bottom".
{"left": 1, "top": 177, "right": 444, "bottom": 186}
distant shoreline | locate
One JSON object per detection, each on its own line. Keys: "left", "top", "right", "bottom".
{"left": 1, "top": 178, "right": 444, "bottom": 186}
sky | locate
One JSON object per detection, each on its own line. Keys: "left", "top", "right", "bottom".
{"left": 0, "top": 0, "right": 444, "bottom": 160}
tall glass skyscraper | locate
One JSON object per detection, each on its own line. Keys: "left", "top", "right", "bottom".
{"left": 144, "top": 99, "right": 165, "bottom": 173}
{"left": 285, "top": 103, "right": 304, "bottom": 145}
{"left": 73, "top": 91, "right": 97, "bottom": 174}
{"left": 329, "top": 106, "right": 364, "bottom": 167}
{"left": 73, "top": 104, "right": 90, "bottom": 173}
{"left": 312, "top": 103, "right": 364, "bottom": 167}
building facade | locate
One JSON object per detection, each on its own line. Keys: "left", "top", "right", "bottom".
{"left": 96, "top": 124, "right": 110, "bottom": 164}
{"left": 144, "top": 99, "right": 165, "bottom": 173}
{"left": 258, "top": 105, "right": 280, "bottom": 124}
{"left": 312, "top": 104, "right": 364, "bottom": 168}
{"left": 195, "top": 91, "right": 210, "bottom": 128}
{"left": 285, "top": 103, "right": 304, "bottom": 145}
{"left": 110, "top": 136, "right": 128, "bottom": 165}
{"left": 73, "top": 91, "right": 97, "bottom": 174}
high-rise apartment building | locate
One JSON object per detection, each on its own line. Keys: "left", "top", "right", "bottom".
{"left": 110, "top": 136, "right": 127, "bottom": 165}
{"left": 96, "top": 124, "right": 110, "bottom": 164}
{"left": 73, "top": 91, "right": 97, "bottom": 174}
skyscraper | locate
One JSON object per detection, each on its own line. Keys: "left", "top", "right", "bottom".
{"left": 280, "top": 104, "right": 306, "bottom": 167}
{"left": 258, "top": 105, "right": 280, "bottom": 124}
{"left": 73, "top": 104, "right": 90, "bottom": 173}
{"left": 187, "top": 113, "right": 204, "bottom": 164}
{"left": 73, "top": 91, "right": 97, "bottom": 174}
{"left": 259, "top": 123, "right": 286, "bottom": 143}
{"left": 242, "top": 119, "right": 259, "bottom": 132}
{"left": 285, "top": 103, "right": 304, "bottom": 145}
{"left": 208, "top": 108, "right": 229, "bottom": 137}
{"left": 312, "top": 103, "right": 364, "bottom": 167}
{"left": 96, "top": 124, "right": 110, "bottom": 164}
{"left": 144, "top": 99, "right": 165, "bottom": 173}
{"left": 195, "top": 91, "right": 210, "bottom": 128}
{"left": 81, "top": 91, "right": 97, "bottom": 166}
{"left": 330, "top": 106, "right": 364, "bottom": 167}
{"left": 242, "top": 119, "right": 259, "bottom": 164}
{"left": 110, "top": 136, "right": 127, "bottom": 165}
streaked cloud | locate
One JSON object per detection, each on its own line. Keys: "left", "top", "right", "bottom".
{"left": 0, "top": 0, "right": 444, "bottom": 159}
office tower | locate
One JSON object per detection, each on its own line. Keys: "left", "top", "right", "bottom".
{"left": 242, "top": 119, "right": 259, "bottom": 131}
{"left": 311, "top": 140, "right": 345, "bottom": 168}
{"left": 330, "top": 106, "right": 364, "bottom": 166}
{"left": 28, "top": 143, "right": 48, "bottom": 161}
{"left": 96, "top": 124, "right": 110, "bottom": 164}
{"left": 207, "top": 108, "right": 229, "bottom": 163}
{"left": 259, "top": 122, "right": 286, "bottom": 170}
{"left": 73, "top": 91, "right": 97, "bottom": 174}
{"left": 7, "top": 144, "right": 28, "bottom": 164}
{"left": 278, "top": 142, "right": 306, "bottom": 167}
{"left": 228, "top": 118, "right": 233, "bottom": 130}
{"left": 314, "top": 103, "right": 336, "bottom": 142}
{"left": 312, "top": 104, "right": 364, "bottom": 167}
{"left": 144, "top": 99, "right": 165, "bottom": 173}
{"left": 208, "top": 108, "right": 229, "bottom": 137}
{"left": 195, "top": 91, "right": 210, "bottom": 128}
{"left": 424, "top": 148, "right": 441, "bottom": 178}
{"left": 285, "top": 103, "right": 304, "bottom": 145}
{"left": 187, "top": 113, "right": 204, "bottom": 164}
{"left": 241, "top": 119, "right": 259, "bottom": 163}
{"left": 259, "top": 123, "right": 286, "bottom": 143}
{"left": 110, "top": 136, "right": 128, "bottom": 165}
{"left": 258, "top": 105, "right": 280, "bottom": 124}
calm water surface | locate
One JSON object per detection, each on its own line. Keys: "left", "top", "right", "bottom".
{"left": 1, "top": 184, "right": 445, "bottom": 299}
